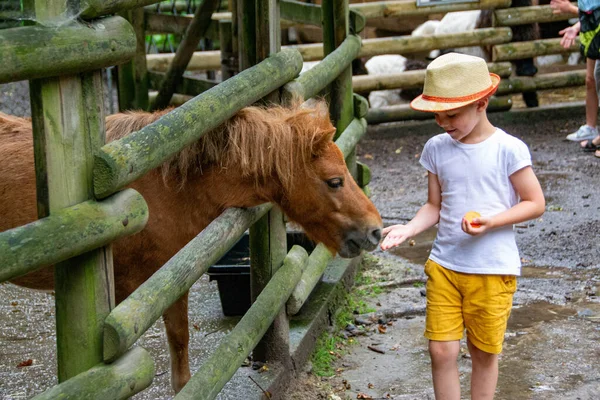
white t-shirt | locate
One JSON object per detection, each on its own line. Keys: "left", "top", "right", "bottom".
{"left": 419, "top": 128, "right": 532, "bottom": 276}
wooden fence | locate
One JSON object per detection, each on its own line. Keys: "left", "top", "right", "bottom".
{"left": 0, "top": 0, "right": 372, "bottom": 399}
{"left": 143, "top": 0, "right": 584, "bottom": 124}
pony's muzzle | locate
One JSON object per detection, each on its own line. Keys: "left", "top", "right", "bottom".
{"left": 339, "top": 227, "right": 382, "bottom": 258}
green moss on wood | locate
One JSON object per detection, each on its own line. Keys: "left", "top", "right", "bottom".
{"left": 103, "top": 205, "right": 271, "bottom": 362}
{"left": 32, "top": 347, "right": 154, "bottom": 400}
{"left": 94, "top": 49, "right": 303, "bottom": 199}
{"left": 0, "top": 16, "right": 136, "bottom": 84}
{"left": 175, "top": 245, "right": 308, "bottom": 400}
{"left": 0, "top": 189, "right": 148, "bottom": 283}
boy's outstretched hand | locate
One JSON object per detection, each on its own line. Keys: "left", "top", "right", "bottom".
{"left": 380, "top": 224, "right": 415, "bottom": 250}
{"left": 462, "top": 215, "right": 492, "bottom": 235}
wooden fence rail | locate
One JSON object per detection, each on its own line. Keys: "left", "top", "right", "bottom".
{"left": 175, "top": 246, "right": 309, "bottom": 400}
{"left": 0, "top": 16, "right": 136, "bottom": 84}
{"left": 0, "top": 189, "right": 148, "bottom": 283}
{"left": 94, "top": 49, "right": 303, "bottom": 198}
{"left": 31, "top": 347, "right": 155, "bottom": 400}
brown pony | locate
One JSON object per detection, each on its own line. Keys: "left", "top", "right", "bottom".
{"left": 0, "top": 100, "right": 382, "bottom": 393}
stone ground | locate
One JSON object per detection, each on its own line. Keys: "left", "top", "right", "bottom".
{"left": 282, "top": 98, "right": 600, "bottom": 400}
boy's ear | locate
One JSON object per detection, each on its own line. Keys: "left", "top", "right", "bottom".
{"left": 476, "top": 97, "right": 490, "bottom": 112}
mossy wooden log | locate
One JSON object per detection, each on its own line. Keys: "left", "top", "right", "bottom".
{"left": 492, "top": 38, "right": 579, "bottom": 62}
{"left": 0, "top": 16, "right": 136, "bottom": 84}
{"left": 143, "top": 1, "right": 190, "bottom": 13}
{"left": 148, "top": 71, "right": 218, "bottom": 96}
{"left": 31, "top": 347, "right": 154, "bottom": 400}
{"left": 335, "top": 118, "right": 367, "bottom": 158}
{"left": 25, "top": 0, "right": 114, "bottom": 371}
{"left": 353, "top": 93, "right": 369, "bottom": 119}
{"left": 174, "top": 246, "right": 309, "bottom": 400}
{"left": 494, "top": 4, "right": 577, "bottom": 27}
{"left": 146, "top": 27, "right": 511, "bottom": 72}
{"left": 118, "top": 8, "right": 149, "bottom": 111}
{"left": 93, "top": 49, "right": 303, "bottom": 199}
{"left": 150, "top": 0, "right": 221, "bottom": 111}
{"left": 103, "top": 204, "right": 271, "bottom": 362}
{"left": 144, "top": 11, "right": 220, "bottom": 40}
{"left": 286, "top": 243, "right": 333, "bottom": 315}
{"left": 282, "top": 35, "right": 361, "bottom": 103}
{"left": 323, "top": 0, "right": 354, "bottom": 144}
{"left": 352, "top": 62, "right": 512, "bottom": 94}
{"left": 360, "top": 27, "right": 512, "bottom": 58}
{"left": 281, "top": 0, "right": 321, "bottom": 26}
{"left": 366, "top": 96, "right": 513, "bottom": 124}
{"left": 148, "top": 91, "right": 193, "bottom": 106}
{"left": 81, "top": 0, "right": 163, "bottom": 19}
{"left": 352, "top": 0, "right": 511, "bottom": 19}
{"left": 147, "top": 50, "right": 221, "bottom": 72}
{"left": 497, "top": 70, "right": 586, "bottom": 95}
{"left": 356, "top": 161, "right": 372, "bottom": 188}
{"left": 145, "top": 11, "right": 191, "bottom": 36}
{"left": 251, "top": 0, "right": 287, "bottom": 365}
{"left": 280, "top": 0, "right": 364, "bottom": 33}
{"left": 0, "top": 189, "right": 148, "bottom": 284}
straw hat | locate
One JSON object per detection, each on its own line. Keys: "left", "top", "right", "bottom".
{"left": 410, "top": 52, "right": 500, "bottom": 112}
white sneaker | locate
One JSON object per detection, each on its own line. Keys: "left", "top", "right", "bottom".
{"left": 565, "top": 125, "right": 598, "bottom": 141}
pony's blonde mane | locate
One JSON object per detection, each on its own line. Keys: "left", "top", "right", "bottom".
{"left": 106, "top": 101, "right": 336, "bottom": 190}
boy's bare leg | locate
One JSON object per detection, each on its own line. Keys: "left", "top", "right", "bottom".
{"left": 467, "top": 339, "right": 498, "bottom": 400}
{"left": 429, "top": 340, "right": 461, "bottom": 400}
{"left": 585, "top": 58, "right": 599, "bottom": 128}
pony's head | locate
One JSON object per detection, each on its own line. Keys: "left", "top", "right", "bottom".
{"left": 115, "top": 101, "right": 384, "bottom": 258}
{"left": 212, "top": 100, "right": 383, "bottom": 258}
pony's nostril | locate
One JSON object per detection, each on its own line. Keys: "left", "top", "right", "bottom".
{"left": 370, "top": 228, "right": 382, "bottom": 244}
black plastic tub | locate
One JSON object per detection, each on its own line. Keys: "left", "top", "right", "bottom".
{"left": 208, "top": 232, "right": 315, "bottom": 316}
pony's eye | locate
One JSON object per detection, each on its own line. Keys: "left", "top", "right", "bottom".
{"left": 326, "top": 177, "right": 343, "bottom": 189}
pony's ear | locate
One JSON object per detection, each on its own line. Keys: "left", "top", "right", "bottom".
{"left": 311, "top": 126, "right": 337, "bottom": 156}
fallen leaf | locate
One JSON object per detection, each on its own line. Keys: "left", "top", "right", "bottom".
{"left": 368, "top": 383, "right": 374, "bottom": 389}
{"left": 357, "top": 393, "right": 373, "bottom": 399}
{"left": 17, "top": 359, "right": 33, "bottom": 368}
{"left": 378, "top": 325, "right": 387, "bottom": 334}
{"left": 395, "top": 147, "right": 403, "bottom": 154}
{"left": 363, "top": 154, "right": 373, "bottom": 160}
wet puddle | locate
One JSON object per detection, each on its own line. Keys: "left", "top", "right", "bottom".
{"left": 387, "top": 226, "right": 437, "bottom": 265}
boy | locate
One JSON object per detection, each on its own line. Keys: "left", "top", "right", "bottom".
{"left": 380, "top": 53, "right": 545, "bottom": 400}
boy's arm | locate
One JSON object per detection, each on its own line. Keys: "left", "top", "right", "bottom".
{"left": 381, "top": 172, "right": 441, "bottom": 250}
{"left": 464, "top": 166, "right": 545, "bottom": 234}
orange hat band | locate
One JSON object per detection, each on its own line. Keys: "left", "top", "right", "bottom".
{"left": 421, "top": 73, "right": 500, "bottom": 103}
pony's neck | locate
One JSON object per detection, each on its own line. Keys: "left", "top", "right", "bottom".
{"left": 188, "top": 164, "right": 283, "bottom": 212}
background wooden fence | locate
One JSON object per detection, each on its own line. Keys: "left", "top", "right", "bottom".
{"left": 142, "top": 0, "right": 584, "bottom": 124}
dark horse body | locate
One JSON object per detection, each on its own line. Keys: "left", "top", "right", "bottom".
{"left": 0, "top": 101, "right": 382, "bottom": 392}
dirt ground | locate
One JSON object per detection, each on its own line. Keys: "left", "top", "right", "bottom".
{"left": 283, "top": 99, "right": 600, "bottom": 400}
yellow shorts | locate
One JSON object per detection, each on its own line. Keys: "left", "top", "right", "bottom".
{"left": 424, "top": 259, "right": 517, "bottom": 354}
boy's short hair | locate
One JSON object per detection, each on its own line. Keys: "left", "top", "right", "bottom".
{"left": 410, "top": 52, "right": 500, "bottom": 113}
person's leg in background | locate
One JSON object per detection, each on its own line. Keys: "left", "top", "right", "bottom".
{"left": 567, "top": 58, "right": 599, "bottom": 141}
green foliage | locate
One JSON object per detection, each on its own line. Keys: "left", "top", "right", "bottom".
{"left": 311, "top": 333, "right": 347, "bottom": 377}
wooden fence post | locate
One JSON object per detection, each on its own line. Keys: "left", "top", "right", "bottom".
{"left": 322, "top": 0, "right": 356, "bottom": 175}
{"left": 25, "top": 0, "right": 115, "bottom": 381}
{"left": 118, "top": 7, "right": 149, "bottom": 111}
{"left": 249, "top": 0, "right": 291, "bottom": 369}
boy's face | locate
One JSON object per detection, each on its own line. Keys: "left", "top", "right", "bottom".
{"left": 433, "top": 100, "right": 485, "bottom": 142}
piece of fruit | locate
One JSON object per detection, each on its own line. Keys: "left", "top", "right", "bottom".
{"left": 464, "top": 211, "right": 481, "bottom": 228}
